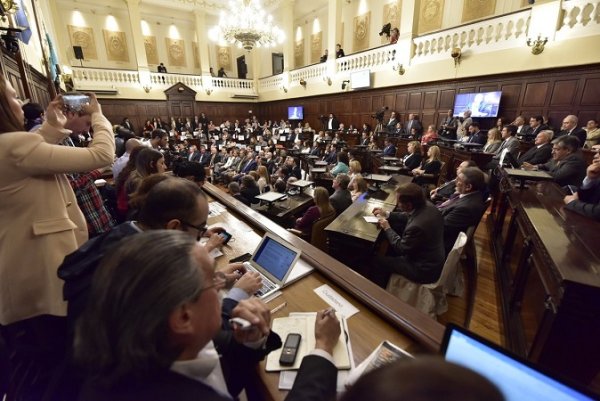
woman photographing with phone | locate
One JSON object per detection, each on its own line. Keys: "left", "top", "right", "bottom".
{"left": 0, "top": 79, "right": 115, "bottom": 399}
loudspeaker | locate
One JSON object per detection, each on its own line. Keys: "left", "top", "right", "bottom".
{"left": 73, "top": 46, "right": 84, "bottom": 60}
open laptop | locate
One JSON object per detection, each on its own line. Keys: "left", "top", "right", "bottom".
{"left": 242, "top": 233, "right": 304, "bottom": 299}
{"left": 441, "top": 324, "right": 595, "bottom": 401}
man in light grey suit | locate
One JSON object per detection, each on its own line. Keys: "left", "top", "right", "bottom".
{"left": 486, "top": 124, "right": 520, "bottom": 170}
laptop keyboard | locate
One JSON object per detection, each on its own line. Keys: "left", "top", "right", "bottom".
{"left": 243, "top": 262, "right": 277, "bottom": 297}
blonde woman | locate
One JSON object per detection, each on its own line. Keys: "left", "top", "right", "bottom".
{"left": 412, "top": 145, "right": 442, "bottom": 186}
{"left": 294, "top": 186, "right": 335, "bottom": 236}
{"left": 351, "top": 175, "right": 368, "bottom": 201}
{"left": 257, "top": 165, "right": 271, "bottom": 193}
{"left": 402, "top": 141, "right": 423, "bottom": 170}
{"left": 347, "top": 159, "right": 362, "bottom": 190}
{"left": 483, "top": 128, "right": 502, "bottom": 153}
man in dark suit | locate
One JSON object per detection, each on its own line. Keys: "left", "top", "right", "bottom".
{"left": 326, "top": 113, "right": 339, "bottom": 131}
{"left": 564, "top": 146, "right": 600, "bottom": 220}
{"left": 188, "top": 145, "right": 201, "bottom": 162}
{"left": 405, "top": 114, "right": 423, "bottom": 138}
{"left": 323, "top": 145, "right": 337, "bottom": 164}
{"left": 522, "top": 135, "right": 586, "bottom": 187}
{"left": 556, "top": 114, "right": 586, "bottom": 147}
{"left": 329, "top": 174, "right": 352, "bottom": 215}
{"left": 513, "top": 115, "right": 530, "bottom": 137}
{"left": 518, "top": 130, "right": 553, "bottom": 165}
{"left": 430, "top": 160, "right": 478, "bottom": 203}
{"left": 370, "top": 183, "right": 445, "bottom": 287}
{"left": 386, "top": 112, "right": 398, "bottom": 131}
{"left": 382, "top": 139, "right": 397, "bottom": 156}
{"left": 525, "top": 115, "right": 548, "bottom": 139}
{"left": 485, "top": 124, "right": 520, "bottom": 170}
{"left": 360, "top": 132, "right": 370, "bottom": 146}
{"left": 198, "top": 145, "right": 211, "bottom": 167}
{"left": 438, "top": 167, "right": 487, "bottom": 255}
{"left": 465, "top": 122, "right": 487, "bottom": 145}
{"left": 75, "top": 228, "right": 340, "bottom": 401}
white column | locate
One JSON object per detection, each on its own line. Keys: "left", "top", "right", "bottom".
{"left": 281, "top": 0, "right": 295, "bottom": 71}
{"left": 194, "top": 9, "right": 212, "bottom": 76}
{"left": 326, "top": 0, "right": 342, "bottom": 77}
{"left": 398, "top": 0, "right": 418, "bottom": 66}
{"left": 124, "top": 0, "right": 148, "bottom": 71}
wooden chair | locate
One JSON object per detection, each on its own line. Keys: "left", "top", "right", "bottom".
{"left": 288, "top": 211, "right": 336, "bottom": 252}
{"left": 385, "top": 232, "right": 468, "bottom": 318}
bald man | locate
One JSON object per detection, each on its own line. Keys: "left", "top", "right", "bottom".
{"left": 557, "top": 114, "right": 586, "bottom": 147}
{"left": 113, "top": 138, "right": 143, "bottom": 179}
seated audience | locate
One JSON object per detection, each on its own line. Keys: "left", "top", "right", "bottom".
{"left": 370, "top": 183, "right": 445, "bottom": 288}
{"left": 402, "top": 141, "right": 423, "bottom": 170}
{"left": 420, "top": 125, "right": 439, "bottom": 145}
{"left": 257, "top": 165, "right": 271, "bottom": 193}
{"left": 584, "top": 119, "right": 600, "bottom": 148}
{"left": 125, "top": 147, "right": 166, "bottom": 196}
{"left": 438, "top": 167, "right": 487, "bottom": 255}
{"left": 430, "top": 160, "right": 478, "bottom": 203}
{"left": 295, "top": 187, "right": 335, "bottom": 237}
{"left": 115, "top": 146, "right": 144, "bottom": 222}
{"left": 412, "top": 145, "right": 442, "bottom": 186}
{"left": 351, "top": 175, "right": 368, "bottom": 201}
{"left": 330, "top": 173, "right": 352, "bottom": 215}
{"left": 75, "top": 230, "right": 341, "bottom": 401}
{"left": 228, "top": 181, "right": 246, "bottom": 204}
{"left": 240, "top": 175, "right": 260, "bottom": 206}
{"left": 482, "top": 128, "right": 502, "bottom": 154}
{"left": 486, "top": 125, "right": 520, "bottom": 170}
{"left": 331, "top": 152, "right": 350, "bottom": 177}
{"left": 564, "top": 146, "right": 600, "bottom": 220}
{"left": 517, "top": 130, "right": 553, "bottom": 165}
{"left": 522, "top": 136, "right": 586, "bottom": 187}
{"left": 341, "top": 356, "right": 503, "bottom": 401}
{"left": 382, "top": 139, "right": 397, "bottom": 156}
{"left": 557, "top": 114, "right": 586, "bottom": 147}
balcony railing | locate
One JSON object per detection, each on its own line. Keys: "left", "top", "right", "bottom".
{"left": 556, "top": 0, "right": 600, "bottom": 40}
{"left": 412, "top": 9, "right": 530, "bottom": 63}
{"left": 336, "top": 45, "right": 398, "bottom": 73}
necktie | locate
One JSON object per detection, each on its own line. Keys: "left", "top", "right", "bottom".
{"left": 438, "top": 193, "right": 460, "bottom": 209}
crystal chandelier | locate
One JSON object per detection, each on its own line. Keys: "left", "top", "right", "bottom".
{"left": 208, "top": 0, "right": 285, "bottom": 51}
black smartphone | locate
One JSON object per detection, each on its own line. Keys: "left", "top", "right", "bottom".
{"left": 229, "top": 252, "right": 251, "bottom": 263}
{"left": 63, "top": 92, "right": 90, "bottom": 112}
{"left": 279, "top": 333, "right": 301, "bottom": 366}
{"left": 219, "top": 230, "right": 232, "bottom": 245}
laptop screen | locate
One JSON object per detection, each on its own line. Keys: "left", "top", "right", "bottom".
{"left": 442, "top": 325, "right": 593, "bottom": 401}
{"left": 252, "top": 236, "right": 299, "bottom": 281}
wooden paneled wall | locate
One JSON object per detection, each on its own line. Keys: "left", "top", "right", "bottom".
{"left": 259, "top": 64, "right": 600, "bottom": 133}
{"left": 2, "top": 51, "right": 52, "bottom": 107}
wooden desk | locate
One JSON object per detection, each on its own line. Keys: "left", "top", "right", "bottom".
{"left": 488, "top": 180, "right": 600, "bottom": 388}
{"left": 203, "top": 183, "right": 444, "bottom": 400}
{"left": 259, "top": 190, "right": 315, "bottom": 224}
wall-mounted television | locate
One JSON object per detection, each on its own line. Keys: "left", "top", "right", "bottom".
{"left": 288, "top": 106, "right": 304, "bottom": 120}
{"left": 350, "top": 69, "right": 371, "bottom": 90}
{"left": 453, "top": 91, "right": 502, "bottom": 118}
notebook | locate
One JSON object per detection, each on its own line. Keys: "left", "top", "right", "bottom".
{"left": 242, "top": 233, "right": 303, "bottom": 299}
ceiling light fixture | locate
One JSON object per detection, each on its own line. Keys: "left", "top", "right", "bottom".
{"left": 208, "top": 0, "right": 285, "bottom": 51}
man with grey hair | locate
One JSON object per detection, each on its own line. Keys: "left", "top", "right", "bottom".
{"left": 75, "top": 231, "right": 341, "bottom": 400}
{"left": 557, "top": 114, "right": 586, "bottom": 147}
{"left": 518, "top": 130, "right": 553, "bottom": 165}
{"left": 457, "top": 110, "right": 472, "bottom": 140}
{"left": 522, "top": 135, "right": 586, "bottom": 187}
{"left": 330, "top": 173, "right": 352, "bottom": 215}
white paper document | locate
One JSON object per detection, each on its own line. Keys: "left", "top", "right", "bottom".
{"left": 313, "top": 284, "right": 359, "bottom": 319}
{"left": 363, "top": 216, "right": 379, "bottom": 223}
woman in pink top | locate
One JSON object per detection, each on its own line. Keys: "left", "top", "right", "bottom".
{"left": 421, "top": 125, "right": 439, "bottom": 145}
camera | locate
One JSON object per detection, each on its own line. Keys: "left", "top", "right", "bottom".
{"left": 379, "top": 23, "right": 391, "bottom": 38}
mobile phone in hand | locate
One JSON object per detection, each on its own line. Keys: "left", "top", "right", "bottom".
{"left": 218, "top": 231, "right": 232, "bottom": 245}
{"left": 566, "top": 185, "right": 578, "bottom": 195}
{"left": 229, "top": 252, "right": 251, "bottom": 263}
{"left": 63, "top": 92, "right": 90, "bottom": 112}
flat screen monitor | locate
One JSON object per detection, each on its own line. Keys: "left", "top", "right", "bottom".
{"left": 350, "top": 69, "right": 371, "bottom": 90}
{"left": 288, "top": 106, "right": 304, "bottom": 120}
{"left": 453, "top": 91, "right": 501, "bottom": 118}
{"left": 442, "top": 324, "right": 594, "bottom": 401}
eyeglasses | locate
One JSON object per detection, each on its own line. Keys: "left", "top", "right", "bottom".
{"left": 181, "top": 220, "right": 208, "bottom": 241}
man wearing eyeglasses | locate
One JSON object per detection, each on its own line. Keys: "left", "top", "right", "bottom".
{"left": 522, "top": 135, "right": 586, "bottom": 187}
{"left": 564, "top": 145, "right": 600, "bottom": 220}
